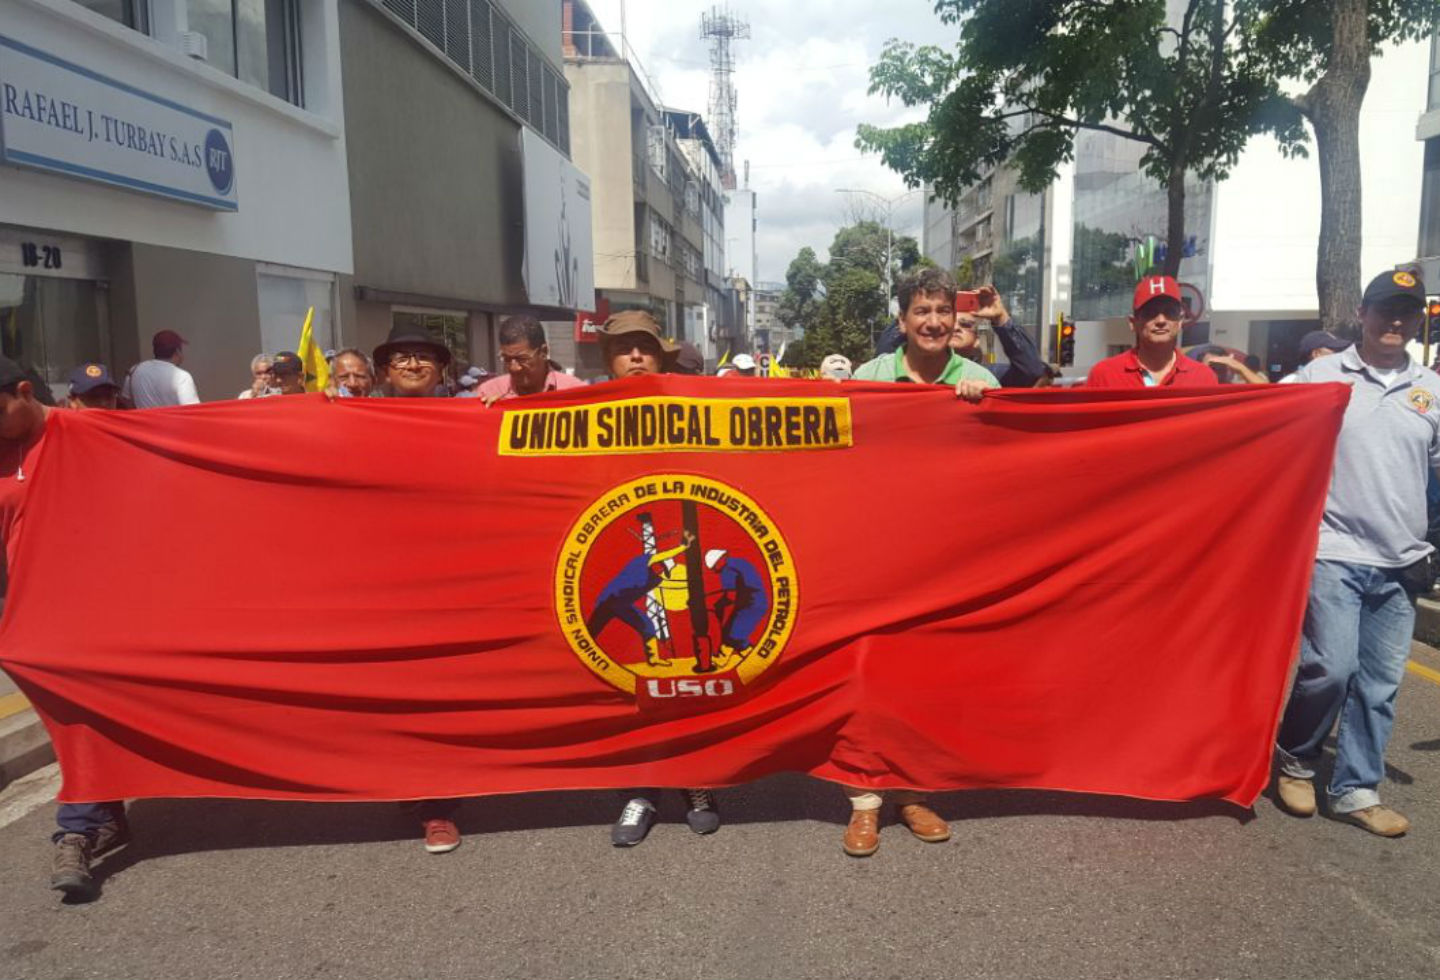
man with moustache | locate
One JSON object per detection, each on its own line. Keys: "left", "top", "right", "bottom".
{"left": 372, "top": 326, "right": 452, "bottom": 399}
{"left": 1084, "top": 276, "right": 1218, "bottom": 389}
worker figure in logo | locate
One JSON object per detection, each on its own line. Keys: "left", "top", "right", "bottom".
{"left": 704, "top": 548, "right": 769, "bottom": 670}
{"left": 587, "top": 530, "right": 696, "bottom": 667}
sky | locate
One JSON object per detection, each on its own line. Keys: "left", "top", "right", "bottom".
{"left": 583, "top": 0, "right": 953, "bottom": 284}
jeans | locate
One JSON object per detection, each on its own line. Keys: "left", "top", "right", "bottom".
{"left": 53, "top": 802, "right": 126, "bottom": 843}
{"left": 1276, "top": 560, "right": 1415, "bottom": 813}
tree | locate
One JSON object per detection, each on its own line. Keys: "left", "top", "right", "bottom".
{"left": 855, "top": 0, "right": 1304, "bottom": 277}
{"left": 1241, "top": 0, "right": 1440, "bottom": 333}
{"left": 772, "top": 222, "right": 920, "bottom": 369}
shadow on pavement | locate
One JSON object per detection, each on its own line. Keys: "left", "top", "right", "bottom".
{"left": 78, "top": 770, "right": 1251, "bottom": 893}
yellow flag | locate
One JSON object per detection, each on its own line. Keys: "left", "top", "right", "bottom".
{"left": 297, "top": 307, "right": 330, "bottom": 393}
{"left": 769, "top": 342, "right": 788, "bottom": 378}
{"left": 718, "top": 346, "right": 731, "bottom": 367}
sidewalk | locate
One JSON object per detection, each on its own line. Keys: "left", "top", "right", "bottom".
{"left": 0, "top": 667, "right": 52, "bottom": 790}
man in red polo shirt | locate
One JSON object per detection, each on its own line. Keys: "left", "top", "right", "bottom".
{"left": 1086, "top": 276, "right": 1218, "bottom": 389}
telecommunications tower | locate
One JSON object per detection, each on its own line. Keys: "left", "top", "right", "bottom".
{"left": 700, "top": 6, "right": 749, "bottom": 190}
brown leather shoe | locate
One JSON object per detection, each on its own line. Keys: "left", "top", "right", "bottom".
{"left": 1335, "top": 804, "right": 1410, "bottom": 838}
{"left": 1275, "top": 775, "right": 1317, "bottom": 817}
{"left": 843, "top": 810, "right": 880, "bottom": 857}
{"left": 898, "top": 803, "right": 951, "bottom": 842}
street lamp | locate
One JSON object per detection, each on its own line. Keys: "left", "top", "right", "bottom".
{"left": 834, "top": 187, "right": 921, "bottom": 314}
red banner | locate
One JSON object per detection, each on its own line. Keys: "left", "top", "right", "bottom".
{"left": 0, "top": 377, "right": 1346, "bottom": 806}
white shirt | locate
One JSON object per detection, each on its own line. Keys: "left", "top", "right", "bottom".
{"left": 122, "top": 359, "right": 200, "bottom": 408}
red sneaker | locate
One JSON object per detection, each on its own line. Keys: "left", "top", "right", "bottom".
{"left": 423, "top": 818, "right": 461, "bottom": 854}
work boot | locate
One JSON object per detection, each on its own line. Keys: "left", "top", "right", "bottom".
{"left": 898, "top": 803, "right": 951, "bottom": 842}
{"left": 612, "top": 798, "right": 657, "bottom": 847}
{"left": 1334, "top": 804, "right": 1410, "bottom": 838}
{"left": 93, "top": 814, "right": 132, "bottom": 857}
{"left": 843, "top": 810, "right": 880, "bottom": 857}
{"left": 684, "top": 789, "right": 721, "bottom": 835}
{"left": 51, "top": 833, "right": 96, "bottom": 900}
{"left": 1275, "top": 775, "right": 1317, "bottom": 817}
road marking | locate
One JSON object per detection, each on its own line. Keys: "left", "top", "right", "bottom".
{"left": 1407, "top": 659, "right": 1440, "bottom": 687}
{"left": 0, "top": 763, "right": 59, "bottom": 831}
{"left": 0, "top": 691, "right": 30, "bottom": 721}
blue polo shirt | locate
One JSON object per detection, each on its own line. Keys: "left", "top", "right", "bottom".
{"left": 1298, "top": 347, "right": 1440, "bottom": 567}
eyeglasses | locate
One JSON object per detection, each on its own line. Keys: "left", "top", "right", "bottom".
{"left": 499, "top": 350, "right": 543, "bottom": 368}
{"left": 388, "top": 351, "right": 439, "bottom": 368}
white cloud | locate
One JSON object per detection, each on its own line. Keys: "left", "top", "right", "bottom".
{"left": 581, "top": 0, "right": 949, "bottom": 281}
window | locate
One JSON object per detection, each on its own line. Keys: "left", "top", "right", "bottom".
{"left": 257, "top": 268, "right": 336, "bottom": 359}
{"left": 1430, "top": 33, "right": 1439, "bottom": 111}
{"left": 391, "top": 309, "right": 469, "bottom": 368}
{"left": 73, "top": 0, "right": 148, "bottom": 31}
{"left": 647, "top": 125, "right": 667, "bottom": 178}
{"left": 187, "top": 0, "right": 303, "bottom": 105}
{"left": 649, "top": 213, "right": 671, "bottom": 260}
{"left": 1421, "top": 138, "right": 1440, "bottom": 259}
{"left": 0, "top": 274, "right": 111, "bottom": 397}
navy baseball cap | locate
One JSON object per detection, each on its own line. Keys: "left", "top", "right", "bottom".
{"left": 1298, "top": 331, "right": 1349, "bottom": 359}
{"left": 1362, "top": 269, "right": 1426, "bottom": 308}
{"left": 0, "top": 357, "right": 27, "bottom": 389}
{"left": 68, "top": 362, "right": 119, "bottom": 395}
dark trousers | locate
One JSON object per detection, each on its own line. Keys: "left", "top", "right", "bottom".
{"left": 53, "top": 802, "right": 126, "bottom": 843}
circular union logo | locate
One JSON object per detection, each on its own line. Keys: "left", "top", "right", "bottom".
{"left": 84, "top": 365, "right": 102, "bottom": 378}
{"left": 1409, "top": 388, "right": 1433, "bottom": 414}
{"left": 555, "top": 474, "right": 797, "bottom": 696}
{"left": 1393, "top": 271, "right": 1417, "bottom": 288}
{"left": 203, "top": 128, "right": 234, "bottom": 195}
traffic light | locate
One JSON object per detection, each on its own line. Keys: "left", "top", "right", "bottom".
{"left": 1058, "top": 317, "right": 1076, "bottom": 367}
{"left": 1426, "top": 297, "right": 1440, "bottom": 359}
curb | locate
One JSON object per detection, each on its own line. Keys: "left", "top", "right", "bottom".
{"left": 1417, "top": 597, "right": 1440, "bottom": 647}
{"left": 0, "top": 697, "right": 54, "bottom": 792}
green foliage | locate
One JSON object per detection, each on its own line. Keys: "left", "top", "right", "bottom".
{"left": 773, "top": 222, "right": 918, "bottom": 369}
{"left": 855, "top": 0, "right": 1309, "bottom": 273}
{"left": 1239, "top": 0, "right": 1440, "bottom": 86}
{"left": 1071, "top": 224, "right": 1137, "bottom": 303}
{"left": 955, "top": 255, "right": 976, "bottom": 289}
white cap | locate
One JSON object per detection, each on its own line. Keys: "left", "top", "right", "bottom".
{"left": 704, "top": 548, "right": 728, "bottom": 569}
{"left": 732, "top": 354, "right": 756, "bottom": 370}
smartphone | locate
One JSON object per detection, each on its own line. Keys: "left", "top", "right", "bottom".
{"left": 955, "top": 290, "right": 980, "bottom": 313}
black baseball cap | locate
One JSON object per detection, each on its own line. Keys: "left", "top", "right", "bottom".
{"left": 1298, "top": 331, "right": 1349, "bottom": 359}
{"left": 68, "top": 362, "right": 119, "bottom": 395}
{"left": 269, "top": 351, "right": 303, "bottom": 376}
{"left": 1362, "top": 269, "right": 1426, "bottom": 308}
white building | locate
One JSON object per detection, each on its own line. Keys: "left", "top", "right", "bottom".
{"left": 724, "top": 184, "right": 756, "bottom": 339}
{"left": 1, "top": 0, "right": 353, "bottom": 400}
{"left": 923, "top": 38, "right": 1431, "bottom": 378}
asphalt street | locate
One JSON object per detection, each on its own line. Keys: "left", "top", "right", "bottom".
{"left": 3, "top": 647, "right": 1440, "bottom": 980}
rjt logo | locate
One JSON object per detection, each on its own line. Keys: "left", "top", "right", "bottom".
{"left": 645, "top": 678, "right": 735, "bottom": 699}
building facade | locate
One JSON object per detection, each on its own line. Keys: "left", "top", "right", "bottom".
{"left": 1, "top": 0, "right": 353, "bottom": 401}
{"left": 922, "top": 38, "right": 1431, "bottom": 378}
{"left": 1418, "top": 32, "right": 1439, "bottom": 287}
{"left": 339, "top": 0, "right": 590, "bottom": 374}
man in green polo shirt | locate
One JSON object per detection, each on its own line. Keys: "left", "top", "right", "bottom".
{"left": 836, "top": 268, "right": 994, "bottom": 859}
{"left": 853, "top": 268, "right": 999, "bottom": 403}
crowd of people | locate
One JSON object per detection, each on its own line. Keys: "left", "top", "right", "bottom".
{"left": 0, "top": 262, "right": 1433, "bottom": 901}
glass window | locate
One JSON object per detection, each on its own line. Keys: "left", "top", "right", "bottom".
{"left": 1421, "top": 138, "right": 1440, "bottom": 260}
{"left": 187, "top": 0, "right": 302, "bottom": 105}
{"left": 391, "top": 310, "right": 470, "bottom": 369}
{"left": 257, "top": 270, "right": 335, "bottom": 359}
{"left": 0, "top": 273, "right": 111, "bottom": 400}
{"left": 73, "top": 0, "right": 148, "bottom": 31}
